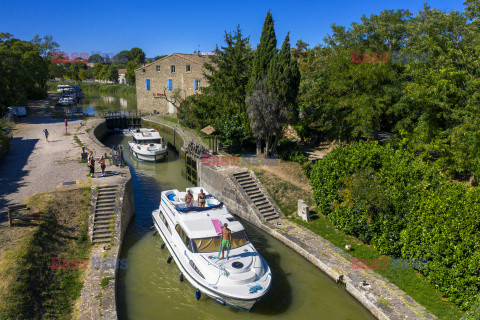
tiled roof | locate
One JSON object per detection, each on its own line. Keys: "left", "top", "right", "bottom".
{"left": 118, "top": 69, "right": 127, "bottom": 74}
{"left": 134, "top": 53, "right": 213, "bottom": 71}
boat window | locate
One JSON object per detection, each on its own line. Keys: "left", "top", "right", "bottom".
{"left": 192, "top": 231, "right": 249, "bottom": 253}
{"left": 175, "top": 224, "right": 193, "bottom": 251}
{"left": 160, "top": 210, "right": 170, "bottom": 233}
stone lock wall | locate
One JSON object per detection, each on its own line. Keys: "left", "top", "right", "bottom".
{"left": 135, "top": 54, "right": 208, "bottom": 115}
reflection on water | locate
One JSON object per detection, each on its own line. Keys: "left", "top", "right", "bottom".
{"left": 77, "top": 92, "right": 137, "bottom": 115}
{"left": 103, "top": 134, "right": 375, "bottom": 320}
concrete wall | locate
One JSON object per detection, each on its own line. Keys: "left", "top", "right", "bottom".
{"left": 135, "top": 54, "right": 208, "bottom": 115}
{"left": 198, "top": 165, "right": 264, "bottom": 226}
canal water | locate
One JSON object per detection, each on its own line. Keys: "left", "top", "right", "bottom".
{"left": 77, "top": 92, "right": 137, "bottom": 115}
{"left": 103, "top": 134, "right": 375, "bottom": 320}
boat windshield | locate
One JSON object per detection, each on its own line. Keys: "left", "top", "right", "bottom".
{"left": 192, "top": 231, "right": 249, "bottom": 253}
{"left": 137, "top": 139, "right": 160, "bottom": 144}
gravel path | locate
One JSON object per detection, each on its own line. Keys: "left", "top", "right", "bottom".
{"left": 0, "top": 101, "right": 97, "bottom": 214}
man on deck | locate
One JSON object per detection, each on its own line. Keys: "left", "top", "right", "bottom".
{"left": 219, "top": 223, "right": 232, "bottom": 260}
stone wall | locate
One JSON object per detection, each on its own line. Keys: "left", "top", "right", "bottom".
{"left": 135, "top": 54, "right": 208, "bottom": 115}
{"left": 198, "top": 165, "right": 263, "bottom": 226}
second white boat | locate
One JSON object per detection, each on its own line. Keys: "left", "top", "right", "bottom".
{"left": 128, "top": 128, "right": 168, "bottom": 162}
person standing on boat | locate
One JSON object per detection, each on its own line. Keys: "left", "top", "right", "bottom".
{"left": 185, "top": 190, "right": 193, "bottom": 207}
{"left": 219, "top": 223, "right": 232, "bottom": 260}
{"left": 198, "top": 189, "right": 206, "bottom": 207}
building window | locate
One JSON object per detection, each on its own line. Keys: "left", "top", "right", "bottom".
{"left": 168, "top": 79, "right": 173, "bottom": 90}
{"left": 146, "top": 79, "right": 150, "bottom": 90}
{"left": 156, "top": 65, "right": 160, "bottom": 72}
{"left": 170, "top": 65, "right": 175, "bottom": 73}
{"left": 193, "top": 79, "right": 200, "bottom": 91}
{"left": 186, "top": 64, "right": 191, "bottom": 72}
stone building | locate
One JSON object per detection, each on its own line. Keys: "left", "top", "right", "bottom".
{"left": 134, "top": 53, "right": 211, "bottom": 115}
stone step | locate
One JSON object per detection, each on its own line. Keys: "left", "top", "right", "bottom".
{"left": 233, "top": 172, "right": 249, "bottom": 178}
{"left": 236, "top": 176, "right": 252, "bottom": 183}
{"left": 94, "top": 212, "right": 113, "bottom": 218}
{"left": 97, "top": 199, "right": 116, "bottom": 204}
{"left": 260, "top": 208, "right": 275, "bottom": 215}
{"left": 264, "top": 215, "right": 280, "bottom": 221}
{"left": 93, "top": 222, "right": 111, "bottom": 229}
{"left": 97, "top": 192, "right": 116, "bottom": 197}
{"left": 256, "top": 202, "right": 272, "bottom": 210}
{"left": 97, "top": 194, "right": 117, "bottom": 198}
{"left": 92, "top": 237, "right": 111, "bottom": 243}
{"left": 94, "top": 217, "right": 112, "bottom": 223}
{"left": 93, "top": 229, "right": 111, "bottom": 236}
{"left": 246, "top": 190, "right": 262, "bottom": 197}
{"left": 98, "top": 185, "right": 118, "bottom": 189}
{"left": 238, "top": 179, "right": 254, "bottom": 186}
{"left": 96, "top": 203, "right": 115, "bottom": 208}
{"left": 243, "top": 185, "right": 258, "bottom": 191}
{"left": 253, "top": 198, "right": 268, "bottom": 204}
{"left": 93, "top": 225, "right": 111, "bottom": 230}
{"left": 249, "top": 193, "right": 264, "bottom": 200}
{"left": 239, "top": 182, "right": 256, "bottom": 189}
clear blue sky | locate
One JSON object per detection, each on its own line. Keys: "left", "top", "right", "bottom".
{"left": 0, "top": 0, "right": 464, "bottom": 58}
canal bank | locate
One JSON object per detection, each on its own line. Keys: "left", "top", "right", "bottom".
{"left": 140, "top": 117, "right": 436, "bottom": 320}
{"left": 76, "top": 118, "right": 134, "bottom": 320}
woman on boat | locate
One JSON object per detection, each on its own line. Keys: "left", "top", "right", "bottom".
{"left": 198, "top": 189, "right": 206, "bottom": 207}
{"left": 185, "top": 190, "right": 193, "bottom": 207}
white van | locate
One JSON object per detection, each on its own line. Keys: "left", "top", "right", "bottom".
{"left": 7, "top": 106, "right": 27, "bottom": 117}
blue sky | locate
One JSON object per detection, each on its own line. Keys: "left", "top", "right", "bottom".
{"left": 0, "top": 0, "right": 464, "bottom": 58}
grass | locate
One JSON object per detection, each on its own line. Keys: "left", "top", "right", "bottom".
{"left": 0, "top": 188, "right": 92, "bottom": 319}
{"left": 253, "top": 161, "right": 464, "bottom": 320}
{"left": 100, "top": 277, "right": 114, "bottom": 290}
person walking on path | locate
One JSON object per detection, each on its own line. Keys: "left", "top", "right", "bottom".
{"left": 43, "top": 129, "right": 49, "bottom": 142}
{"left": 99, "top": 155, "right": 106, "bottom": 177}
{"left": 88, "top": 151, "right": 95, "bottom": 178}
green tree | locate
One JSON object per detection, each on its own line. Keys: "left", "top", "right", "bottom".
{"left": 265, "top": 32, "right": 301, "bottom": 124}
{"left": 246, "top": 11, "right": 277, "bottom": 95}
{"left": 128, "top": 47, "right": 146, "bottom": 65}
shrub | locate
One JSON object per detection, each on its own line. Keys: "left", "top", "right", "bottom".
{"left": 309, "top": 140, "right": 480, "bottom": 309}
{"left": 276, "top": 138, "right": 308, "bottom": 164}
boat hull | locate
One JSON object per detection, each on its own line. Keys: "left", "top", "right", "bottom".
{"left": 129, "top": 143, "right": 167, "bottom": 162}
{"left": 152, "top": 212, "right": 265, "bottom": 311}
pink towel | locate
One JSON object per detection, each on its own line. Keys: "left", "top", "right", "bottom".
{"left": 211, "top": 219, "right": 223, "bottom": 235}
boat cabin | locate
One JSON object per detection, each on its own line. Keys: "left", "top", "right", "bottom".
{"left": 131, "top": 128, "right": 162, "bottom": 144}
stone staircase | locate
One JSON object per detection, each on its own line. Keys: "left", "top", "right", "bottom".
{"left": 233, "top": 171, "right": 280, "bottom": 221}
{"left": 92, "top": 185, "right": 118, "bottom": 243}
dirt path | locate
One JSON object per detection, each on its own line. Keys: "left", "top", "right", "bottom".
{"left": 256, "top": 161, "right": 312, "bottom": 193}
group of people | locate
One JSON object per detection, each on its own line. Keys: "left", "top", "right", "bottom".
{"left": 184, "top": 189, "right": 207, "bottom": 208}
{"left": 87, "top": 151, "right": 106, "bottom": 178}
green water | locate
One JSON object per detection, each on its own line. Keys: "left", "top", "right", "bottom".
{"left": 79, "top": 92, "right": 137, "bottom": 115}
{"left": 104, "top": 134, "right": 375, "bottom": 320}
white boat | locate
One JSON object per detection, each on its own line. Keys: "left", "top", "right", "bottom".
{"left": 128, "top": 128, "right": 167, "bottom": 162}
{"left": 152, "top": 187, "right": 272, "bottom": 311}
{"left": 58, "top": 96, "right": 76, "bottom": 106}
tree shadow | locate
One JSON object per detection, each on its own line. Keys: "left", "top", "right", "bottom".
{"left": 0, "top": 136, "right": 39, "bottom": 211}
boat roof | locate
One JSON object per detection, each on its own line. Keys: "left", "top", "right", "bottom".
{"left": 132, "top": 128, "right": 161, "bottom": 140}
{"left": 161, "top": 187, "right": 245, "bottom": 239}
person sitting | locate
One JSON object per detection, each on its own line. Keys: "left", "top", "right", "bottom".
{"left": 184, "top": 190, "right": 193, "bottom": 208}
{"left": 198, "top": 189, "right": 206, "bottom": 207}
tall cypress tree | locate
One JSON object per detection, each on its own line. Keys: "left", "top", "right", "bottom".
{"left": 266, "top": 32, "right": 301, "bottom": 123}
{"left": 247, "top": 11, "right": 277, "bottom": 94}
